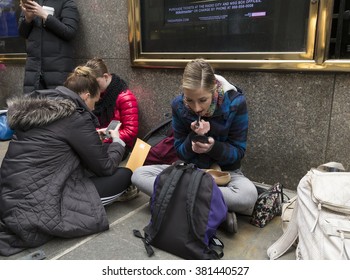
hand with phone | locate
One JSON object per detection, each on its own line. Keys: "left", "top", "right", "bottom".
{"left": 20, "top": 0, "right": 35, "bottom": 22}
{"left": 98, "top": 120, "right": 121, "bottom": 140}
{"left": 191, "top": 135, "right": 214, "bottom": 154}
{"left": 105, "top": 120, "right": 121, "bottom": 138}
{"left": 21, "top": 0, "right": 50, "bottom": 23}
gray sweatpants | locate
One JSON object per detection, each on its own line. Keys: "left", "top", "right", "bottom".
{"left": 131, "top": 164, "right": 258, "bottom": 215}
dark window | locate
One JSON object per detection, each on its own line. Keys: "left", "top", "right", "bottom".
{"left": 0, "top": 0, "right": 26, "bottom": 55}
{"left": 329, "top": 0, "right": 350, "bottom": 59}
{"left": 140, "top": 0, "right": 310, "bottom": 53}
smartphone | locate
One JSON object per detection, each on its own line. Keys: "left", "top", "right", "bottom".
{"left": 105, "top": 120, "right": 121, "bottom": 138}
{"left": 192, "top": 135, "right": 210, "bottom": 144}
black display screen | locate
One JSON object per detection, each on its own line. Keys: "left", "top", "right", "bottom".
{"left": 140, "top": 0, "right": 310, "bottom": 53}
{"left": 0, "top": 0, "right": 25, "bottom": 55}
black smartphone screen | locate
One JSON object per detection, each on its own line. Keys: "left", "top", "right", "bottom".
{"left": 192, "top": 135, "right": 209, "bottom": 144}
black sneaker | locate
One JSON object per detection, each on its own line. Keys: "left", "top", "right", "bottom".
{"left": 220, "top": 211, "right": 238, "bottom": 234}
{"left": 116, "top": 185, "right": 140, "bottom": 202}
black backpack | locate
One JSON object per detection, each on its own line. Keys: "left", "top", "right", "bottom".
{"left": 142, "top": 116, "right": 172, "bottom": 146}
{"left": 133, "top": 161, "right": 227, "bottom": 259}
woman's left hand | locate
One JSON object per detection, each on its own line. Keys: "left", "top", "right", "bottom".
{"left": 192, "top": 137, "right": 214, "bottom": 154}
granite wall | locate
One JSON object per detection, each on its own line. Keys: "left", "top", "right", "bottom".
{"left": 1, "top": 0, "right": 349, "bottom": 190}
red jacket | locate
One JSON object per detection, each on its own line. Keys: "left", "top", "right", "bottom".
{"left": 99, "top": 89, "right": 139, "bottom": 148}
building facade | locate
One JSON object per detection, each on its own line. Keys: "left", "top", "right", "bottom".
{"left": 1, "top": 0, "right": 349, "bottom": 189}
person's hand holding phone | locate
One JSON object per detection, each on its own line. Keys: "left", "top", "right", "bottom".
{"left": 20, "top": 0, "right": 36, "bottom": 22}
{"left": 21, "top": 1, "right": 48, "bottom": 22}
{"left": 190, "top": 116, "right": 213, "bottom": 153}
{"left": 192, "top": 136, "right": 214, "bottom": 154}
{"left": 97, "top": 120, "right": 121, "bottom": 141}
{"left": 105, "top": 120, "right": 121, "bottom": 139}
{"left": 108, "top": 126, "right": 121, "bottom": 139}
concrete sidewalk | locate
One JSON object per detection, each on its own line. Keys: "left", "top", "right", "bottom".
{"left": 0, "top": 140, "right": 295, "bottom": 260}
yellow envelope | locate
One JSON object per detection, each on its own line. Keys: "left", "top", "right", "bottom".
{"left": 125, "top": 138, "right": 151, "bottom": 172}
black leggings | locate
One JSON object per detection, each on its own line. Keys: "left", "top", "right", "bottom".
{"left": 90, "top": 167, "right": 132, "bottom": 198}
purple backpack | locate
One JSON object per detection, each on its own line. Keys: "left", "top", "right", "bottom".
{"left": 134, "top": 161, "right": 227, "bottom": 259}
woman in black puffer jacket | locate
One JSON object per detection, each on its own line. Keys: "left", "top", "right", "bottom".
{"left": 18, "top": 0, "right": 79, "bottom": 93}
{"left": 0, "top": 66, "right": 132, "bottom": 256}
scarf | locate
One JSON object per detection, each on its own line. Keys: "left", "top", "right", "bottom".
{"left": 93, "top": 74, "right": 128, "bottom": 127}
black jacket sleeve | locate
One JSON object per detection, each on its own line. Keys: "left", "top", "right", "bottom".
{"left": 44, "top": 0, "right": 79, "bottom": 41}
{"left": 65, "top": 111, "right": 125, "bottom": 177}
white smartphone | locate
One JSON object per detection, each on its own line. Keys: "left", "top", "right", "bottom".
{"left": 105, "top": 120, "right": 121, "bottom": 138}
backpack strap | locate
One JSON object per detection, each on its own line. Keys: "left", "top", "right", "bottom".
{"left": 209, "top": 236, "right": 224, "bottom": 258}
{"left": 142, "top": 117, "right": 172, "bottom": 143}
{"left": 267, "top": 197, "right": 299, "bottom": 260}
{"left": 186, "top": 168, "right": 205, "bottom": 240}
{"left": 133, "top": 229, "right": 155, "bottom": 257}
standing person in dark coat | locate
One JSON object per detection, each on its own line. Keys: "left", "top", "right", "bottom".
{"left": 18, "top": 0, "right": 79, "bottom": 93}
{"left": 0, "top": 66, "right": 132, "bottom": 256}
